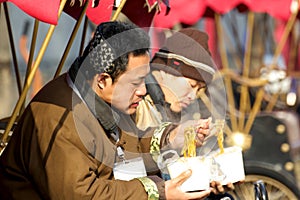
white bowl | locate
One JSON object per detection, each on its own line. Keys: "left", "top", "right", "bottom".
{"left": 208, "top": 146, "right": 245, "bottom": 185}
{"left": 167, "top": 156, "right": 210, "bottom": 192}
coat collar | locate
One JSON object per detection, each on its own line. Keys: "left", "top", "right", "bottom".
{"left": 68, "top": 67, "right": 120, "bottom": 139}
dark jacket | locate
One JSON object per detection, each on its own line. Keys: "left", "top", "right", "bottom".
{"left": 0, "top": 73, "right": 163, "bottom": 199}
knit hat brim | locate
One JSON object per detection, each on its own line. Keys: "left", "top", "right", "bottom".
{"left": 151, "top": 29, "right": 217, "bottom": 84}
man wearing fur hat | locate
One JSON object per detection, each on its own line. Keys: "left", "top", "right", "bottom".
{"left": 0, "top": 22, "right": 216, "bottom": 200}
{"left": 136, "top": 28, "right": 219, "bottom": 147}
{"left": 135, "top": 28, "right": 235, "bottom": 199}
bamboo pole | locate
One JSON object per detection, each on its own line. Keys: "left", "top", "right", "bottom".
{"left": 265, "top": 0, "right": 299, "bottom": 111}
{"left": 111, "top": 0, "right": 127, "bottom": 21}
{"left": 265, "top": 92, "right": 280, "bottom": 112}
{"left": 218, "top": 68, "right": 268, "bottom": 87}
{"left": 244, "top": 87, "right": 265, "bottom": 135}
{"left": 215, "top": 13, "right": 238, "bottom": 132}
{"left": 0, "top": 0, "right": 68, "bottom": 148}
{"left": 24, "top": 20, "right": 39, "bottom": 83}
{"left": 198, "top": 90, "right": 232, "bottom": 136}
{"left": 79, "top": 16, "right": 89, "bottom": 56}
{"left": 238, "top": 12, "right": 255, "bottom": 131}
{"left": 3, "top": 2, "right": 22, "bottom": 95}
{"left": 270, "top": 0, "right": 299, "bottom": 68}
{"left": 20, "top": 19, "right": 39, "bottom": 115}
{"left": 24, "top": 19, "right": 39, "bottom": 86}
{"left": 287, "top": 24, "right": 299, "bottom": 74}
{"left": 53, "top": 0, "right": 89, "bottom": 79}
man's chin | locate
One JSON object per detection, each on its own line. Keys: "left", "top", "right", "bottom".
{"left": 126, "top": 107, "right": 137, "bottom": 115}
{"left": 170, "top": 104, "right": 183, "bottom": 113}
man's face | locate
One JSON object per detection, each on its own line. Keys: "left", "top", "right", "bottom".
{"left": 105, "top": 53, "right": 150, "bottom": 115}
{"left": 159, "top": 72, "right": 206, "bottom": 113}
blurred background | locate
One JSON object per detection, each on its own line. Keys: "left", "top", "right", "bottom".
{"left": 1, "top": 1, "right": 299, "bottom": 119}
{"left": 0, "top": 3, "right": 94, "bottom": 119}
{"left": 1, "top": 0, "right": 300, "bottom": 199}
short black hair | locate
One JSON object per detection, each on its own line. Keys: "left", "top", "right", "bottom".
{"left": 70, "top": 21, "right": 150, "bottom": 81}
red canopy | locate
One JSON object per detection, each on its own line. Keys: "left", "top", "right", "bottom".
{"left": 0, "top": 0, "right": 114, "bottom": 25}
{"left": 0, "top": 0, "right": 169, "bottom": 27}
{"left": 153, "top": 0, "right": 206, "bottom": 28}
{"left": 0, "top": 0, "right": 60, "bottom": 24}
{"left": 63, "top": 0, "right": 114, "bottom": 25}
{"left": 153, "top": 0, "right": 300, "bottom": 28}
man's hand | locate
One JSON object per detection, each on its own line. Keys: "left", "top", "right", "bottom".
{"left": 195, "top": 117, "right": 212, "bottom": 147}
{"left": 169, "top": 117, "right": 212, "bottom": 149}
{"left": 210, "top": 181, "right": 235, "bottom": 195}
{"left": 165, "top": 170, "right": 212, "bottom": 200}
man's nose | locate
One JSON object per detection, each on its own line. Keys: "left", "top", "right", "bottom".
{"left": 187, "top": 90, "right": 196, "bottom": 100}
{"left": 136, "top": 83, "right": 147, "bottom": 97}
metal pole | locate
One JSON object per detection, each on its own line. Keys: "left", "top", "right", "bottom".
{"left": 244, "top": 87, "right": 265, "bottom": 135}
{"left": 0, "top": 0, "right": 68, "bottom": 149}
{"left": 79, "top": 16, "right": 89, "bottom": 56}
{"left": 111, "top": 0, "right": 127, "bottom": 21}
{"left": 215, "top": 13, "right": 238, "bottom": 132}
{"left": 53, "top": 0, "right": 89, "bottom": 79}
{"left": 24, "top": 19, "right": 39, "bottom": 83}
{"left": 20, "top": 19, "right": 39, "bottom": 115}
{"left": 239, "top": 12, "right": 255, "bottom": 131}
{"left": 3, "top": 2, "right": 22, "bottom": 95}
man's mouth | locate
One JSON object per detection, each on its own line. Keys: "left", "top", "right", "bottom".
{"left": 130, "top": 101, "right": 140, "bottom": 108}
{"left": 179, "top": 100, "right": 191, "bottom": 108}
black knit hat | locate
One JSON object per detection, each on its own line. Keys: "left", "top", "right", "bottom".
{"left": 151, "top": 28, "right": 216, "bottom": 83}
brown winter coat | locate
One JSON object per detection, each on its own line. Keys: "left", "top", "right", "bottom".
{"left": 0, "top": 73, "right": 162, "bottom": 199}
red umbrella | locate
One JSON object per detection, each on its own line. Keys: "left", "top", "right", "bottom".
{"left": 122, "top": 0, "right": 162, "bottom": 28}
{"left": 245, "top": 0, "right": 299, "bottom": 21}
{"left": 153, "top": 0, "right": 300, "bottom": 29}
{"left": 63, "top": 0, "right": 114, "bottom": 25}
{"left": 204, "top": 0, "right": 251, "bottom": 15}
{"left": 0, "top": 0, "right": 60, "bottom": 24}
{"left": 0, "top": 0, "right": 170, "bottom": 27}
{"left": 153, "top": 0, "right": 207, "bottom": 28}
{"left": 0, "top": 0, "right": 114, "bottom": 25}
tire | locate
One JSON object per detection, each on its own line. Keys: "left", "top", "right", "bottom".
{"left": 228, "top": 163, "right": 300, "bottom": 200}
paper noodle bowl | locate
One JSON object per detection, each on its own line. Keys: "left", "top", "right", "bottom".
{"left": 167, "top": 157, "right": 210, "bottom": 192}
{"left": 209, "top": 146, "right": 245, "bottom": 185}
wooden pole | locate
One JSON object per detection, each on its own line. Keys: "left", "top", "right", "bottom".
{"left": 270, "top": 0, "right": 299, "bottom": 68}
{"left": 79, "top": 16, "right": 89, "bottom": 56}
{"left": 3, "top": 2, "right": 22, "bottom": 95}
{"left": 20, "top": 19, "right": 39, "bottom": 115}
{"left": 239, "top": 12, "right": 255, "bottom": 131}
{"left": 0, "top": 0, "right": 68, "bottom": 148}
{"left": 244, "top": 87, "right": 265, "bottom": 134}
{"left": 23, "top": 20, "right": 39, "bottom": 84}
{"left": 111, "top": 0, "right": 127, "bottom": 21}
{"left": 215, "top": 13, "right": 238, "bottom": 132}
{"left": 265, "top": 0, "right": 299, "bottom": 111}
{"left": 53, "top": 0, "right": 89, "bottom": 78}
{"left": 198, "top": 90, "right": 232, "bottom": 136}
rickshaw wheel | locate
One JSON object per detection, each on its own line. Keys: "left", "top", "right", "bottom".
{"left": 228, "top": 168, "right": 300, "bottom": 200}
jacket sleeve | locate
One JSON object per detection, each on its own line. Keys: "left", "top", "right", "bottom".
{"left": 150, "top": 122, "right": 178, "bottom": 162}
{"left": 43, "top": 131, "right": 149, "bottom": 200}
{"left": 2, "top": 104, "right": 152, "bottom": 200}
{"left": 39, "top": 110, "right": 153, "bottom": 200}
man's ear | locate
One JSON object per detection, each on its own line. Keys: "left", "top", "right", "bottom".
{"left": 97, "top": 73, "right": 112, "bottom": 89}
